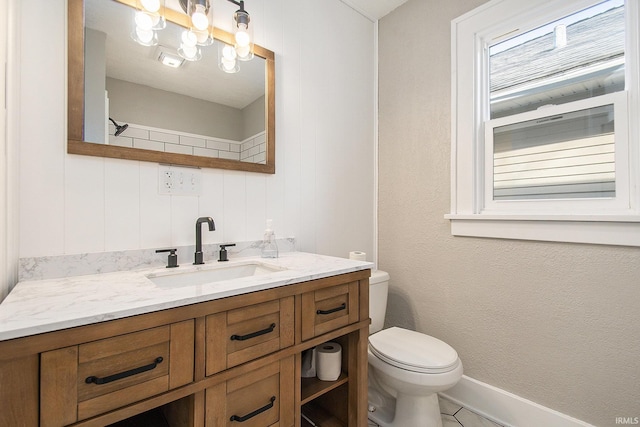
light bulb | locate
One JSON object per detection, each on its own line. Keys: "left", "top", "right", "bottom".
{"left": 135, "top": 11, "right": 153, "bottom": 30}
{"left": 136, "top": 27, "right": 154, "bottom": 44}
{"left": 181, "top": 45, "right": 198, "bottom": 59}
{"left": 191, "top": 4, "right": 209, "bottom": 31}
{"left": 235, "top": 25, "right": 250, "bottom": 47}
{"left": 140, "top": 0, "right": 160, "bottom": 13}
{"left": 193, "top": 29, "right": 211, "bottom": 45}
{"left": 222, "top": 45, "right": 237, "bottom": 60}
{"left": 235, "top": 44, "right": 250, "bottom": 59}
{"left": 222, "top": 57, "right": 237, "bottom": 71}
{"left": 181, "top": 30, "right": 197, "bottom": 47}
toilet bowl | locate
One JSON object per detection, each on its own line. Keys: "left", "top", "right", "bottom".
{"left": 368, "top": 271, "right": 463, "bottom": 427}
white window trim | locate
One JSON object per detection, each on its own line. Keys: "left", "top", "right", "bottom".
{"left": 448, "top": 0, "right": 640, "bottom": 247}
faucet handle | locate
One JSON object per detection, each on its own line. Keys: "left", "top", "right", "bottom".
{"left": 156, "top": 248, "right": 179, "bottom": 268}
{"left": 218, "top": 244, "right": 236, "bottom": 262}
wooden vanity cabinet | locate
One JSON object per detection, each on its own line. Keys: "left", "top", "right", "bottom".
{"left": 205, "top": 297, "right": 295, "bottom": 376}
{"left": 0, "top": 269, "right": 370, "bottom": 427}
{"left": 40, "top": 321, "right": 195, "bottom": 426}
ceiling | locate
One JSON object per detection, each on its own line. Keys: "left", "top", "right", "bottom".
{"left": 340, "top": 0, "right": 409, "bottom": 20}
{"left": 85, "top": 0, "right": 409, "bottom": 110}
{"left": 85, "top": 0, "right": 265, "bottom": 110}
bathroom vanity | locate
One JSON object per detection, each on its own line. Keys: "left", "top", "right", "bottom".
{"left": 0, "top": 253, "right": 371, "bottom": 427}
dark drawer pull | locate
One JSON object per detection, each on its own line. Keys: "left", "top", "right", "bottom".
{"left": 230, "top": 396, "right": 276, "bottom": 422}
{"left": 317, "top": 303, "right": 346, "bottom": 315}
{"left": 85, "top": 357, "right": 164, "bottom": 385}
{"left": 230, "top": 323, "right": 276, "bottom": 341}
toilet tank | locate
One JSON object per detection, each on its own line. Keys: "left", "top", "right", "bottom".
{"left": 369, "top": 270, "right": 389, "bottom": 335}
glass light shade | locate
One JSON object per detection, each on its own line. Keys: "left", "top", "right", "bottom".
{"left": 233, "top": 10, "right": 253, "bottom": 61}
{"left": 181, "top": 29, "right": 198, "bottom": 47}
{"left": 131, "top": 25, "right": 158, "bottom": 46}
{"left": 178, "top": 32, "right": 202, "bottom": 61}
{"left": 193, "top": 28, "right": 214, "bottom": 46}
{"left": 186, "top": 0, "right": 214, "bottom": 46}
{"left": 140, "top": 0, "right": 161, "bottom": 12}
{"left": 135, "top": 0, "right": 165, "bottom": 30}
{"left": 218, "top": 43, "right": 240, "bottom": 73}
{"left": 187, "top": 0, "right": 213, "bottom": 29}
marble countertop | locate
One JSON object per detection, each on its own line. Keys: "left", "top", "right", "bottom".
{"left": 0, "top": 252, "right": 373, "bottom": 341}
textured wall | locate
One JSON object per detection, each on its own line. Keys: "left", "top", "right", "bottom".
{"left": 17, "top": 0, "right": 375, "bottom": 264}
{"left": 378, "top": 0, "right": 640, "bottom": 425}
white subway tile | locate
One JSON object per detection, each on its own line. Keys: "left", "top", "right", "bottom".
{"left": 254, "top": 152, "right": 266, "bottom": 163}
{"left": 150, "top": 131, "right": 180, "bottom": 144}
{"left": 248, "top": 146, "right": 261, "bottom": 157}
{"left": 180, "top": 135, "right": 206, "bottom": 148}
{"left": 193, "top": 147, "right": 220, "bottom": 158}
{"left": 109, "top": 135, "right": 133, "bottom": 148}
{"left": 165, "top": 143, "right": 193, "bottom": 155}
{"left": 229, "top": 144, "right": 241, "bottom": 153}
{"left": 219, "top": 151, "right": 240, "bottom": 160}
{"left": 134, "top": 138, "right": 165, "bottom": 152}
{"left": 242, "top": 139, "right": 256, "bottom": 151}
{"left": 120, "top": 126, "right": 149, "bottom": 139}
{"left": 206, "top": 140, "right": 230, "bottom": 151}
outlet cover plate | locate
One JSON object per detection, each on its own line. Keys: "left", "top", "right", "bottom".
{"left": 159, "top": 165, "right": 202, "bottom": 196}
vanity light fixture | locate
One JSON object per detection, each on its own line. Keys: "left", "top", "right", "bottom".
{"left": 131, "top": 0, "right": 255, "bottom": 68}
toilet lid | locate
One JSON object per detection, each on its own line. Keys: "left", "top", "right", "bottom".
{"left": 369, "top": 327, "right": 460, "bottom": 374}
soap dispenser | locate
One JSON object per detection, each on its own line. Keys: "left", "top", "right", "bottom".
{"left": 261, "top": 219, "right": 279, "bottom": 258}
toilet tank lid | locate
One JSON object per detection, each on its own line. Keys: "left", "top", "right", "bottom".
{"left": 370, "top": 270, "right": 389, "bottom": 284}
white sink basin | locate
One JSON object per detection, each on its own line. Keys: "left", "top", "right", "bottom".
{"left": 146, "top": 262, "right": 285, "bottom": 288}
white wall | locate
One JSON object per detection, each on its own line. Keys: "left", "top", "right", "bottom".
{"left": 17, "top": 0, "right": 375, "bottom": 266}
{"left": 1, "top": 0, "right": 20, "bottom": 301}
{"left": 0, "top": 0, "right": 8, "bottom": 300}
{"left": 378, "top": 1, "right": 640, "bottom": 426}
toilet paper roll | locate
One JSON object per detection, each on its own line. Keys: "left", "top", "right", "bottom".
{"left": 316, "top": 342, "right": 342, "bottom": 381}
{"left": 349, "top": 251, "right": 366, "bottom": 261}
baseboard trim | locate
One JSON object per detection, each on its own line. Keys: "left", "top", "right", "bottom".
{"left": 440, "top": 375, "right": 596, "bottom": 427}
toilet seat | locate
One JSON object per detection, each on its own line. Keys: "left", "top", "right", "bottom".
{"left": 369, "top": 327, "right": 460, "bottom": 374}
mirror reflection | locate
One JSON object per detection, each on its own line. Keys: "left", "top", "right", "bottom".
{"left": 68, "top": 0, "right": 275, "bottom": 173}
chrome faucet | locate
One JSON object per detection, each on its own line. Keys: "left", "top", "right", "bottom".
{"left": 194, "top": 217, "right": 215, "bottom": 265}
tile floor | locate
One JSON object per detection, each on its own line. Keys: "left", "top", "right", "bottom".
{"left": 368, "top": 395, "right": 503, "bottom": 427}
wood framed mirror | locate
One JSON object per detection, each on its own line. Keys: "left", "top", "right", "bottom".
{"left": 68, "top": 0, "right": 275, "bottom": 173}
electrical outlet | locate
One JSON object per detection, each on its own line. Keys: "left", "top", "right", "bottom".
{"left": 159, "top": 165, "right": 202, "bottom": 195}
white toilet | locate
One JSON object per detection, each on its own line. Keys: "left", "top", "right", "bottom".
{"left": 368, "top": 270, "right": 463, "bottom": 427}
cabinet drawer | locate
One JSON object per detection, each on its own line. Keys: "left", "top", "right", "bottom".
{"left": 205, "top": 356, "right": 295, "bottom": 427}
{"left": 40, "top": 320, "right": 194, "bottom": 426}
{"left": 301, "top": 282, "right": 359, "bottom": 341}
{"left": 206, "top": 297, "right": 294, "bottom": 376}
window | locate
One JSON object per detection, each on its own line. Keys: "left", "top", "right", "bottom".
{"left": 449, "top": 0, "right": 640, "bottom": 246}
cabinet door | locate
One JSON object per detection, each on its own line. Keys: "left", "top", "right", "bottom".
{"left": 206, "top": 297, "right": 294, "bottom": 376}
{"left": 40, "top": 320, "right": 194, "bottom": 426}
{"left": 205, "top": 356, "right": 295, "bottom": 427}
{"left": 301, "top": 282, "right": 359, "bottom": 341}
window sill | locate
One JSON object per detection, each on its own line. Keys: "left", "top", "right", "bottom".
{"left": 445, "top": 214, "right": 640, "bottom": 247}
